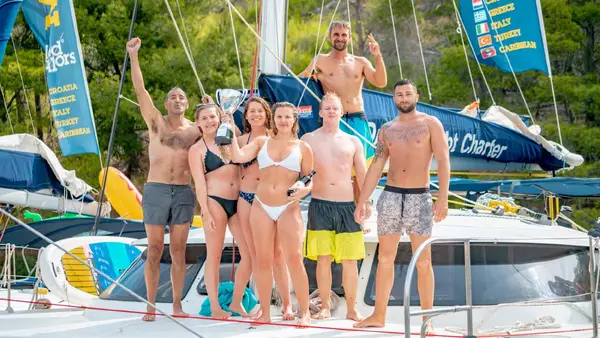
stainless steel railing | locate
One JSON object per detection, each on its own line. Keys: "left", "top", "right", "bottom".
{"left": 403, "top": 236, "right": 600, "bottom": 338}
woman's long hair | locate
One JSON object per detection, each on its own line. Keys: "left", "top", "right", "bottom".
{"left": 194, "top": 103, "right": 231, "bottom": 162}
{"left": 271, "top": 102, "right": 299, "bottom": 138}
{"left": 243, "top": 97, "right": 272, "bottom": 133}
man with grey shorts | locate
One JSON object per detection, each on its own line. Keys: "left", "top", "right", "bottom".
{"left": 353, "top": 79, "right": 450, "bottom": 332}
{"left": 128, "top": 37, "right": 204, "bottom": 321}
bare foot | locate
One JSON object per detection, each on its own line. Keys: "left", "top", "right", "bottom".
{"left": 210, "top": 306, "right": 232, "bottom": 319}
{"left": 251, "top": 311, "right": 271, "bottom": 326}
{"left": 142, "top": 307, "right": 156, "bottom": 322}
{"left": 346, "top": 309, "right": 363, "bottom": 322}
{"left": 297, "top": 312, "right": 311, "bottom": 328}
{"left": 353, "top": 314, "right": 386, "bottom": 328}
{"left": 173, "top": 310, "right": 189, "bottom": 318}
{"left": 424, "top": 321, "right": 435, "bottom": 335}
{"left": 311, "top": 308, "right": 331, "bottom": 320}
{"left": 282, "top": 304, "right": 295, "bottom": 321}
{"left": 229, "top": 303, "right": 251, "bottom": 317}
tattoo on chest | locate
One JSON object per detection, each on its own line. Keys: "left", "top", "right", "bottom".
{"left": 386, "top": 125, "right": 429, "bottom": 142}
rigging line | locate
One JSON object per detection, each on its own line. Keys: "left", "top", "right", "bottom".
{"left": 226, "top": 0, "right": 374, "bottom": 149}
{"left": 273, "top": 0, "right": 281, "bottom": 61}
{"left": 119, "top": 94, "right": 140, "bottom": 106}
{"left": 0, "top": 80, "right": 14, "bottom": 133}
{"left": 228, "top": 1, "right": 245, "bottom": 89}
{"left": 549, "top": 76, "right": 563, "bottom": 146}
{"left": 249, "top": 0, "right": 262, "bottom": 96}
{"left": 454, "top": 5, "right": 477, "bottom": 103}
{"left": 388, "top": 0, "right": 403, "bottom": 78}
{"left": 174, "top": 0, "right": 195, "bottom": 66}
{"left": 451, "top": 0, "right": 495, "bottom": 105}
{"left": 296, "top": 0, "right": 342, "bottom": 106}
{"left": 481, "top": 0, "right": 535, "bottom": 125}
{"left": 163, "top": 0, "right": 206, "bottom": 97}
{"left": 10, "top": 36, "right": 36, "bottom": 134}
{"left": 0, "top": 208, "right": 205, "bottom": 338}
{"left": 346, "top": 0, "right": 354, "bottom": 55}
{"left": 409, "top": 0, "right": 432, "bottom": 102}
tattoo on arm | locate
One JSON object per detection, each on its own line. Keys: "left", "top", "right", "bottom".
{"left": 373, "top": 123, "right": 390, "bottom": 162}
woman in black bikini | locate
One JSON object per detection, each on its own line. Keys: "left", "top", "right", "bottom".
{"left": 189, "top": 104, "right": 251, "bottom": 319}
{"left": 237, "top": 97, "right": 294, "bottom": 320}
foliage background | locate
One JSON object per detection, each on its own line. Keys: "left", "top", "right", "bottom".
{"left": 1, "top": 0, "right": 600, "bottom": 227}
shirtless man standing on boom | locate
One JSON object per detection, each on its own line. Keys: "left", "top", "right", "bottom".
{"left": 299, "top": 20, "right": 387, "bottom": 166}
{"left": 127, "top": 37, "right": 202, "bottom": 321}
{"left": 353, "top": 79, "right": 450, "bottom": 332}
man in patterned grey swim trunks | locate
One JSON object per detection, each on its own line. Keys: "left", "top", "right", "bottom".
{"left": 352, "top": 79, "right": 450, "bottom": 333}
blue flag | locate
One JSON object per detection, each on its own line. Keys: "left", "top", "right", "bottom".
{"left": 459, "top": 0, "right": 551, "bottom": 76}
{"left": 0, "top": 0, "right": 23, "bottom": 68}
{"left": 21, "top": 0, "right": 100, "bottom": 156}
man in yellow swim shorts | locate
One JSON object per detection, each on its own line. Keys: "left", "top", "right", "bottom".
{"left": 301, "top": 93, "right": 371, "bottom": 321}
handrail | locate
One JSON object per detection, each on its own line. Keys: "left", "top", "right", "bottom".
{"left": 403, "top": 236, "right": 600, "bottom": 338}
{"left": 403, "top": 237, "right": 475, "bottom": 338}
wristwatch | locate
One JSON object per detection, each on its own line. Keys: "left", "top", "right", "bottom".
{"left": 366, "top": 198, "right": 373, "bottom": 206}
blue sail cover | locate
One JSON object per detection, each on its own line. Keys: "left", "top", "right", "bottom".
{"left": 258, "top": 74, "right": 567, "bottom": 172}
{"left": 0, "top": 0, "right": 22, "bottom": 68}
{"left": 0, "top": 148, "right": 93, "bottom": 201}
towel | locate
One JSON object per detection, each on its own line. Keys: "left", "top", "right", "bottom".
{"left": 199, "top": 281, "right": 259, "bottom": 317}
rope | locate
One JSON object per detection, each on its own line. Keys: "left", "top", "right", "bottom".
{"left": 249, "top": 0, "right": 262, "bottom": 97}
{"left": 119, "top": 94, "right": 140, "bottom": 106}
{"left": 296, "top": 0, "right": 341, "bottom": 106}
{"left": 346, "top": 0, "right": 354, "bottom": 55}
{"left": 481, "top": 0, "right": 535, "bottom": 125}
{"left": 174, "top": 0, "right": 195, "bottom": 66}
{"left": 451, "top": 0, "right": 496, "bottom": 105}
{"left": 10, "top": 36, "right": 36, "bottom": 134}
{"left": 0, "top": 80, "right": 14, "bottom": 133}
{"left": 0, "top": 213, "right": 10, "bottom": 243}
{"left": 549, "top": 76, "right": 563, "bottom": 145}
{"left": 163, "top": 0, "right": 206, "bottom": 97}
{"left": 454, "top": 8, "right": 477, "bottom": 103}
{"left": 227, "top": 1, "right": 245, "bottom": 89}
{"left": 0, "top": 207, "right": 204, "bottom": 338}
{"left": 409, "top": 0, "right": 432, "bottom": 102}
{"left": 388, "top": 0, "right": 403, "bottom": 79}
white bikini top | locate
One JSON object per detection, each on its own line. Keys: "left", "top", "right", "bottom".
{"left": 257, "top": 137, "right": 302, "bottom": 172}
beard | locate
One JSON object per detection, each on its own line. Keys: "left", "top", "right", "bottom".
{"left": 395, "top": 102, "right": 416, "bottom": 114}
{"left": 333, "top": 41, "right": 347, "bottom": 51}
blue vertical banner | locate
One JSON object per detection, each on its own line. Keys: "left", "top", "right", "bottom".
{"left": 459, "top": 0, "right": 551, "bottom": 76}
{"left": 0, "top": 0, "right": 23, "bottom": 68}
{"left": 21, "top": 0, "right": 100, "bottom": 156}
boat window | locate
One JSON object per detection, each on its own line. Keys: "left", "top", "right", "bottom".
{"left": 365, "top": 243, "right": 592, "bottom": 306}
{"left": 197, "top": 246, "right": 242, "bottom": 295}
{"left": 100, "top": 244, "right": 206, "bottom": 303}
{"left": 305, "top": 258, "right": 363, "bottom": 295}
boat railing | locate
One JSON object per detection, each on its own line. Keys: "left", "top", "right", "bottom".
{"left": 403, "top": 234, "right": 600, "bottom": 338}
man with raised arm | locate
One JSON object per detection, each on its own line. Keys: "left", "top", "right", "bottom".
{"left": 298, "top": 20, "right": 387, "bottom": 164}
{"left": 127, "top": 37, "right": 201, "bottom": 321}
{"left": 300, "top": 93, "right": 371, "bottom": 322}
{"left": 353, "top": 79, "right": 450, "bottom": 333}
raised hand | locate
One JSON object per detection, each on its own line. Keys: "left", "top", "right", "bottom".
{"left": 367, "top": 33, "right": 381, "bottom": 57}
{"left": 127, "top": 37, "right": 141, "bottom": 54}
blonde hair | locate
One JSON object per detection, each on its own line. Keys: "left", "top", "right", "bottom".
{"left": 271, "top": 102, "right": 299, "bottom": 138}
{"left": 329, "top": 20, "right": 351, "bottom": 36}
{"left": 319, "top": 92, "right": 343, "bottom": 110}
{"left": 194, "top": 104, "right": 231, "bottom": 162}
{"left": 243, "top": 97, "right": 272, "bottom": 133}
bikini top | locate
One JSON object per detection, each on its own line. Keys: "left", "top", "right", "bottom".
{"left": 257, "top": 137, "right": 301, "bottom": 172}
{"left": 202, "top": 138, "right": 236, "bottom": 174}
{"left": 241, "top": 132, "right": 257, "bottom": 169}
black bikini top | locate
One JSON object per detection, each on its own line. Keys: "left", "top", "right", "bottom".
{"left": 241, "top": 132, "right": 257, "bottom": 169}
{"left": 202, "top": 138, "right": 236, "bottom": 174}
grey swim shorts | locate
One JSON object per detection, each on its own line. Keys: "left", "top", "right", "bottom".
{"left": 142, "top": 182, "right": 196, "bottom": 226}
{"left": 376, "top": 186, "right": 434, "bottom": 236}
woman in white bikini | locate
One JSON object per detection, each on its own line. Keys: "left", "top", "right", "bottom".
{"left": 189, "top": 104, "right": 248, "bottom": 319}
{"left": 236, "top": 97, "right": 294, "bottom": 320}
{"left": 230, "top": 102, "right": 314, "bottom": 326}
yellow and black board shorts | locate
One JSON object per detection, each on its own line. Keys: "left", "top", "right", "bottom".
{"left": 303, "top": 198, "right": 365, "bottom": 263}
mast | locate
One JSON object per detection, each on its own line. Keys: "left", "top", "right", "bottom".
{"left": 259, "top": 0, "right": 288, "bottom": 75}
